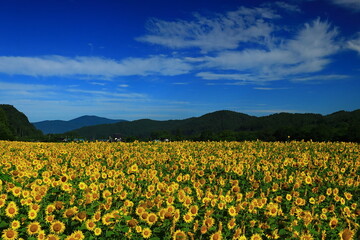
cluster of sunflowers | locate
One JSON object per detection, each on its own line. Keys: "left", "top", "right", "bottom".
{"left": 0, "top": 140, "right": 359, "bottom": 240}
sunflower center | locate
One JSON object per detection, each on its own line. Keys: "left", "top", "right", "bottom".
{"left": 6, "top": 230, "right": 15, "bottom": 238}
{"left": 30, "top": 224, "right": 38, "bottom": 232}
{"left": 8, "top": 207, "right": 15, "bottom": 214}
{"left": 53, "top": 223, "right": 61, "bottom": 231}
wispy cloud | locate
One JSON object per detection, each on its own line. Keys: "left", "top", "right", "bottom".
{"left": 0, "top": 55, "right": 192, "bottom": 77}
{"left": 291, "top": 74, "right": 349, "bottom": 82}
{"left": 66, "top": 88, "right": 147, "bottom": 100}
{"left": 331, "top": 0, "right": 360, "bottom": 11}
{"left": 137, "top": 7, "right": 279, "bottom": 53}
{"left": 264, "top": 1, "right": 301, "bottom": 13}
{"left": 0, "top": 81, "right": 51, "bottom": 91}
{"left": 196, "top": 72, "right": 255, "bottom": 82}
{"left": 253, "top": 87, "right": 289, "bottom": 90}
{"left": 197, "top": 19, "right": 340, "bottom": 83}
{"left": 347, "top": 33, "right": 360, "bottom": 54}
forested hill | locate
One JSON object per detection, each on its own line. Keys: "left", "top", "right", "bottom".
{"left": 68, "top": 109, "right": 360, "bottom": 142}
{"left": 0, "top": 104, "right": 42, "bottom": 140}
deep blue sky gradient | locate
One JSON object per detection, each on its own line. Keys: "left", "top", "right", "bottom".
{"left": 0, "top": 0, "right": 359, "bottom": 121}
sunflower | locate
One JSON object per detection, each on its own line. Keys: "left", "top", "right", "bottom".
{"left": 204, "top": 217, "right": 215, "bottom": 228}
{"left": 2, "top": 228, "right": 18, "bottom": 240}
{"left": 71, "top": 230, "right": 85, "bottom": 240}
{"left": 299, "top": 233, "right": 314, "bottom": 240}
{"left": 228, "top": 206, "right": 237, "bottom": 217}
{"left": 183, "top": 212, "right": 194, "bottom": 223}
{"left": 47, "top": 234, "right": 60, "bottom": 240}
{"left": 63, "top": 207, "right": 78, "bottom": 218}
{"left": 130, "top": 164, "right": 139, "bottom": 173}
{"left": 173, "top": 230, "right": 187, "bottom": 240}
{"left": 27, "top": 221, "right": 41, "bottom": 235}
{"left": 11, "top": 186, "right": 22, "bottom": 197}
{"left": 135, "top": 206, "right": 146, "bottom": 216}
{"left": 78, "top": 182, "right": 87, "bottom": 190}
{"left": 142, "top": 227, "right": 152, "bottom": 239}
{"left": 94, "top": 227, "right": 102, "bottom": 236}
{"left": 339, "top": 228, "right": 355, "bottom": 240}
{"left": 127, "top": 219, "right": 138, "bottom": 228}
{"left": 329, "top": 217, "right": 338, "bottom": 229}
{"left": 85, "top": 219, "right": 96, "bottom": 231}
{"left": 146, "top": 213, "right": 158, "bottom": 226}
{"left": 227, "top": 218, "right": 236, "bottom": 230}
{"left": 0, "top": 198, "right": 6, "bottom": 208}
{"left": 304, "top": 176, "right": 312, "bottom": 185}
{"left": 5, "top": 202, "right": 18, "bottom": 218}
{"left": 250, "top": 233, "right": 262, "bottom": 240}
{"left": 10, "top": 220, "right": 20, "bottom": 230}
{"left": 37, "top": 230, "right": 46, "bottom": 240}
{"left": 92, "top": 210, "right": 101, "bottom": 222}
{"left": 102, "top": 213, "right": 114, "bottom": 226}
{"left": 189, "top": 205, "right": 199, "bottom": 216}
{"left": 45, "top": 204, "right": 56, "bottom": 215}
{"left": 30, "top": 203, "right": 40, "bottom": 212}
{"left": 344, "top": 192, "right": 353, "bottom": 201}
{"left": 28, "top": 209, "right": 38, "bottom": 220}
{"left": 266, "top": 202, "right": 279, "bottom": 217}
{"left": 45, "top": 214, "right": 55, "bottom": 223}
{"left": 210, "top": 231, "right": 222, "bottom": 240}
{"left": 50, "top": 220, "right": 66, "bottom": 234}
{"left": 74, "top": 211, "right": 87, "bottom": 222}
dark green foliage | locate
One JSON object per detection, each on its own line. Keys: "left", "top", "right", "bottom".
{"left": 0, "top": 104, "right": 43, "bottom": 140}
{"left": 69, "top": 109, "right": 360, "bottom": 142}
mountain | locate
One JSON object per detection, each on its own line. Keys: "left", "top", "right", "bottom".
{"left": 67, "top": 109, "right": 360, "bottom": 142}
{"left": 0, "top": 104, "right": 42, "bottom": 140}
{"left": 33, "top": 115, "right": 126, "bottom": 134}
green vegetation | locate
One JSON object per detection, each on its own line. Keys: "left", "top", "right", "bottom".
{"left": 0, "top": 104, "right": 43, "bottom": 140}
{"left": 69, "top": 110, "right": 360, "bottom": 142}
{"left": 1, "top": 105, "right": 359, "bottom": 142}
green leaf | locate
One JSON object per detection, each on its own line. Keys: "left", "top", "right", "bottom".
{"left": 150, "top": 237, "right": 161, "bottom": 240}
{"left": 106, "top": 231, "right": 114, "bottom": 237}
{"left": 293, "top": 225, "right": 302, "bottom": 232}
{"left": 279, "top": 229, "right": 288, "bottom": 236}
{"left": 119, "top": 226, "right": 129, "bottom": 233}
{"left": 0, "top": 221, "right": 8, "bottom": 228}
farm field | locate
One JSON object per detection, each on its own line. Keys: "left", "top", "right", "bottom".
{"left": 0, "top": 140, "right": 359, "bottom": 240}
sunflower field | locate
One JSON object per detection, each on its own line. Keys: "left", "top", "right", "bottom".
{"left": 0, "top": 140, "right": 359, "bottom": 240}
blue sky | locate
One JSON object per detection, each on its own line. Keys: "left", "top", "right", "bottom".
{"left": 0, "top": 0, "right": 359, "bottom": 122}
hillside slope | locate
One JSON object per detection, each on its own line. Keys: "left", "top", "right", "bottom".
{"left": 0, "top": 104, "right": 42, "bottom": 140}
{"left": 68, "top": 109, "right": 360, "bottom": 142}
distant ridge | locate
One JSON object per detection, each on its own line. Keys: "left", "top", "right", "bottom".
{"left": 33, "top": 115, "right": 126, "bottom": 134}
{"left": 67, "top": 109, "right": 360, "bottom": 142}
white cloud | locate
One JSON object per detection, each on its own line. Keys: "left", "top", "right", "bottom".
{"left": 196, "top": 72, "right": 255, "bottom": 82}
{"left": 0, "top": 81, "right": 51, "bottom": 91}
{"left": 198, "top": 19, "right": 340, "bottom": 82}
{"left": 253, "top": 87, "right": 289, "bottom": 90}
{"left": 291, "top": 74, "right": 349, "bottom": 82}
{"left": 273, "top": 2, "right": 301, "bottom": 12}
{"left": 0, "top": 55, "right": 192, "bottom": 77}
{"left": 66, "top": 88, "right": 146, "bottom": 99}
{"left": 137, "top": 7, "right": 278, "bottom": 52}
{"left": 347, "top": 33, "right": 360, "bottom": 54}
{"left": 331, "top": 0, "right": 360, "bottom": 11}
